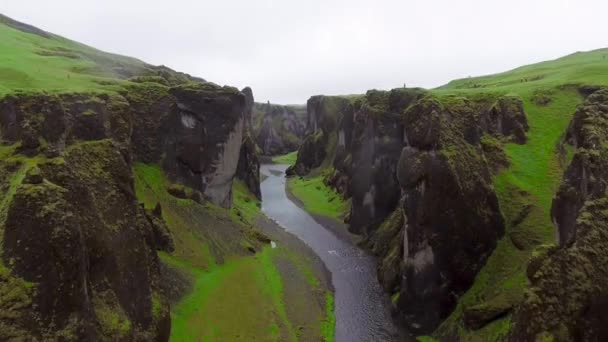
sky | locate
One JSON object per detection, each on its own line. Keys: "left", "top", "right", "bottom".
{"left": 3, "top": 0, "right": 608, "bottom": 104}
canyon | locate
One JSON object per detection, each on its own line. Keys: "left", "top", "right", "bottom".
{"left": 1, "top": 12, "right": 608, "bottom": 342}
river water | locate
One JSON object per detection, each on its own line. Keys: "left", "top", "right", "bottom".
{"left": 260, "top": 164, "right": 407, "bottom": 342}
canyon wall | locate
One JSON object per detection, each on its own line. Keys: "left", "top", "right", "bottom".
{"left": 0, "top": 78, "right": 259, "bottom": 340}
{"left": 290, "top": 88, "right": 530, "bottom": 333}
{"left": 252, "top": 102, "right": 306, "bottom": 156}
{"left": 511, "top": 89, "right": 608, "bottom": 341}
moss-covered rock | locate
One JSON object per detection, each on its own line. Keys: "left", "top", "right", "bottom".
{"left": 510, "top": 89, "right": 608, "bottom": 341}
{"left": 463, "top": 293, "right": 515, "bottom": 330}
{"left": 252, "top": 101, "right": 306, "bottom": 156}
{"left": 290, "top": 88, "right": 527, "bottom": 334}
{"left": 0, "top": 79, "right": 257, "bottom": 339}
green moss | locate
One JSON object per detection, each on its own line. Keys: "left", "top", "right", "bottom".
{"left": 94, "top": 298, "right": 132, "bottom": 338}
{"left": 151, "top": 292, "right": 162, "bottom": 320}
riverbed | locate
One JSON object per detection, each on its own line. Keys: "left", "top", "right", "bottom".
{"left": 260, "top": 164, "right": 407, "bottom": 342}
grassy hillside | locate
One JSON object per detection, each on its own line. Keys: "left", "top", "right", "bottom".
{"left": 134, "top": 163, "right": 333, "bottom": 341}
{"left": 433, "top": 48, "right": 608, "bottom": 340}
{"left": 0, "top": 13, "right": 197, "bottom": 97}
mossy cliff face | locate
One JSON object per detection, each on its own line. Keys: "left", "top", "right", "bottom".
{"left": 510, "top": 89, "right": 608, "bottom": 341}
{"left": 0, "top": 94, "right": 173, "bottom": 340}
{"left": 237, "top": 87, "right": 261, "bottom": 198}
{"left": 127, "top": 82, "right": 247, "bottom": 208}
{"left": 291, "top": 88, "right": 530, "bottom": 333}
{"left": 387, "top": 93, "right": 524, "bottom": 333}
{"left": 252, "top": 102, "right": 306, "bottom": 156}
{"left": 287, "top": 95, "right": 353, "bottom": 175}
{"left": 0, "top": 80, "right": 259, "bottom": 339}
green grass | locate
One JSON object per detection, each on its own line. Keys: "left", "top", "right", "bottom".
{"left": 231, "top": 179, "right": 261, "bottom": 225}
{"left": 431, "top": 49, "right": 608, "bottom": 340}
{"left": 440, "top": 48, "right": 608, "bottom": 92}
{"left": 134, "top": 163, "right": 331, "bottom": 341}
{"left": 0, "top": 17, "right": 152, "bottom": 97}
{"left": 272, "top": 151, "right": 298, "bottom": 165}
{"left": 417, "top": 336, "right": 437, "bottom": 342}
{"left": 320, "top": 294, "right": 336, "bottom": 342}
{"left": 166, "top": 247, "right": 297, "bottom": 342}
{"left": 287, "top": 175, "right": 348, "bottom": 222}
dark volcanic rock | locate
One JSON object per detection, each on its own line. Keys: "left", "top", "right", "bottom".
{"left": 552, "top": 89, "right": 608, "bottom": 246}
{"left": 237, "top": 135, "right": 262, "bottom": 199}
{"left": 292, "top": 88, "right": 530, "bottom": 333}
{"left": 2, "top": 140, "right": 171, "bottom": 341}
{"left": 480, "top": 95, "right": 529, "bottom": 144}
{"left": 463, "top": 294, "right": 514, "bottom": 330}
{"left": 146, "top": 203, "right": 175, "bottom": 252}
{"left": 0, "top": 81, "right": 258, "bottom": 340}
{"left": 510, "top": 89, "right": 608, "bottom": 341}
{"left": 252, "top": 102, "right": 306, "bottom": 156}
{"left": 288, "top": 95, "right": 353, "bottom": 176}
{"left": 237, "top": 87, "right": 262, "bottom": 198}
{"left": 166, "top": 184, "right": 188, "bottom": 199}
{"left": 242, "top": 87, "right": 254, "bottom": 130}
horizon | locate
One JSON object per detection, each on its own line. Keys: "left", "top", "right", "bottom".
{"left": 3, "top": 0, "right": 608, "bottom": 104}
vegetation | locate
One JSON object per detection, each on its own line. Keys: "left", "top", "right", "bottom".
{"left": 272, "top": 151, "right": 299, "bottom": 165}
{"left": 320, "top": 294, "right": 336, "bottom": 342}
{"left": 287, "top": 174, "right": 348, "bottom": 222}
{"left": 133, "top": 162, "right": 333, "bottom": 341}
{"left": 432, "top": 49, "right": 608, "bottom": 339}
{"left": 0, "top": 17, "right": 149, "bottom": 97}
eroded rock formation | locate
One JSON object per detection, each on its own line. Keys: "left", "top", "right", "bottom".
{"left": 0, "top": 80, "right": 260, "bottom": 340}
{"left": 292, "top": 88, "right": 530, "bottom": 333}
{"left": 253, "top": 102, "right": 306, "bottom": 156}
{"left": 510, "top": 89, "right": 608, "bottom": 341}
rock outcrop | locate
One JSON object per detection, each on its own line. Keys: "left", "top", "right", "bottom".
{"left": 237, "top": 87, "right": 261, "bottom": 199}
{"left": 510, "top": 89, "right": 608, "bottom": 341}
{"left": 253, "top": 102, "right": 306, "bottom": 156}
{"left": 125, "top": 82, "right": 248, "bottom": 208}
{"left": 0, "top": 80, "right": 260, "bottom": 339}
{"left": 287, "top": 95, "right": 352, "bottom": 175}
{"left": 292, "top": 88, "right": 530, "bottom": 333}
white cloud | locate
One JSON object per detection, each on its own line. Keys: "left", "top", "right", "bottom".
{"left": 3, "top": 0, "right": 607, "bottom": 103}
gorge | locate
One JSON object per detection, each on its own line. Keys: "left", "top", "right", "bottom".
{"left": 1, "top": 11, "right": 608, "bottom": 342}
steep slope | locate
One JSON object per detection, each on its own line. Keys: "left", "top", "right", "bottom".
{"left": 0, "top": 13, "right": 202, "bottom": 97}
{"left": 289, "top": 48, "right": 608, "bottom": 340}
{"left": 252, "top": 102, "right": 306, "bottom": 156}
{"left": 0, "top": 14, "right": 332, "bottom": 341}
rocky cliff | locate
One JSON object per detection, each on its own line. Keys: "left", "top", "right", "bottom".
{"left": 510, "top": 88, "right": 608, "bottom": 341}
{"left": 0, "top": 77, "right": 259, "bottom": 339}
{"left": 290, "top": 88, "right": 530, "bottom": 333}
{"left": 252, "top": 102, "right": 306, "bottom": 156}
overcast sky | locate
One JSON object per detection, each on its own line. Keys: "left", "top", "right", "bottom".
{"left": 3, "top": 0, "right": 608, "bottom": 104}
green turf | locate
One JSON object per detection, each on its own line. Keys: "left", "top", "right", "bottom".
{"left": 0, "top": 18, "right": 152, "bottom": 97}
{"left": 287, "top": 175, "right": 348, "bottom": 222}
{"left": 272, "top": 151, "right": 298, "bottom": 165}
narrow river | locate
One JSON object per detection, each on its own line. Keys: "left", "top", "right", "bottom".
{"left": 260, "top": 164, "right": 407, "bottom": 342}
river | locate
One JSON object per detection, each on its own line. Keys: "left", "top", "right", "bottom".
{"left": 260, "top": 164, "right": 408, "bottom": 342}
